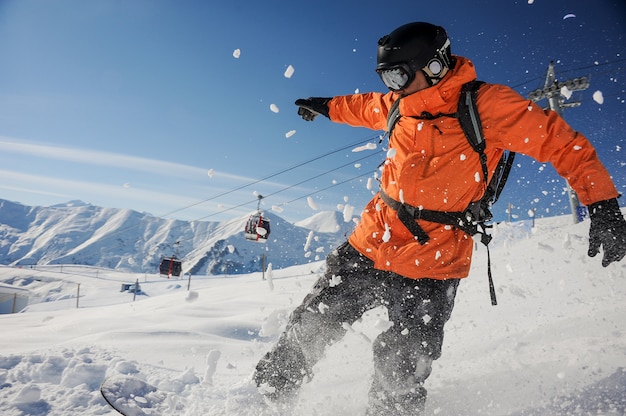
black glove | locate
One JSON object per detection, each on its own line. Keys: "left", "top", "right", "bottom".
{"left": 588, "top": 198, "right": 626, "bottom": 267}
{"left": 295, "top": 97, "right": 331, "bottom": 121}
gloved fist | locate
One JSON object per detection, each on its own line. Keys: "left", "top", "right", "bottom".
{"left": 295, "top": 97, "right": 331, "bottom": 121}
{"left": 588, "top": 198, "right": 626, "bottom": 267}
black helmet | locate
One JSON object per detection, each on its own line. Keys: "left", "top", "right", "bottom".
{"left": 376, "top": 22, "right": 453, "bottom": 90}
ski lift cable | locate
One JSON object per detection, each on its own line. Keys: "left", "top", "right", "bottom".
{"left": 556, "top": 57, "right": 626, "bottom": 76}
{"left": 194, "top": 151, "right": 382, "bottom": 221}
{"left": 250, "top": 151, "right": 383, "bottom": 203}
{"left": 156, "top": 132, "right": 382, "bottom": 219}
{"left": 281, "top": 170, "right": 376, "bottom": 206}
{"left": 192, "top": 168, "right": 377, "bottom": 223}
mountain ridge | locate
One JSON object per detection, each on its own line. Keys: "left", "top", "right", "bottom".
{"left": 0, "top": 199, "right": 355, "bottom": 275}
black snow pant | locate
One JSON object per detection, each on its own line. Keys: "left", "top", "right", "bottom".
{"left": 254, "top": 241, "right": 459, "bottom": 415}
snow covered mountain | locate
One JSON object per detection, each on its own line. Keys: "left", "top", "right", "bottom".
{"left": 0, "top": 199, "right": 355, "bottom": 275}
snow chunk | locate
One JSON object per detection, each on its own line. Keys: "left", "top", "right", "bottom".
{"left": 232, "top": 49, "right": 241, "bottom": 58}
{"left": 561, "top": 85, "right": 573, "bottom": 99}
{"left": 259, "top": 310, "right": 288, "bottom": 337}
{"left": 266, "top": 263, "right": 274, "bottom": 291}
{"left": 307, "top": 197, "right": 318, "bottom": 211}
{"left": 475, "top": 172, "right": 481, "bottom": 182}
{"left": 204, "top": 349, "right": 221, "bottom": 385}
{"left": 352, "top": 142, "right": 377, "bottom": 152}
{"left": 207, "top": 169, "right": 215, "bottom": 178}
{"left": 285, "top": 130, "right": 296, "bottom": 138}
{"left": 284, "top": 65, "right": 295, "bottom": 78}
{"left": 304, "top": 231, "right": 314, "bottom": 252}
{"left": 563, "top": 13, "right": 576, "bottom": 20}
{"left": 329, "top": 274, "right": 342, "bottom": 287}
{"left": 318, "top": 302, "right": 329, "bottom": 314}
{"left": 593, "top": 90, "right": 604, "bottom": 104}
{"left": 387, "top": 148, "right": 397, "bottom": 159}
{"left": 382, "top": 223, "right": 391, "bottom": 242}
{"left": 343, "top": 204, "right": 354, "bottom": 222}
{"left": 271, "top": 205, "right": 283, "bottom": 213}
{"left": 270, "top": 104, "right": 279, "bottom": 113}
{"left": 260, "top": 309, "right": 288, "bottom": 337}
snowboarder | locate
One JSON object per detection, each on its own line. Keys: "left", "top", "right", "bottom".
{"left": 253, "top": 22, "right": 626, "bottom": 415}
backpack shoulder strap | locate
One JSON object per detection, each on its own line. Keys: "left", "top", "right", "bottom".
{"left": 458, "top": 81, "right": 517, "bottom": 212}
{"left": 457, "top": 81, "right": 488, "bottom": 186}
{"left": 386, "top": 98, "right": 401, "bottom": 135}
{"left": 457, "top": 80, "right": 486, "bottom": 153}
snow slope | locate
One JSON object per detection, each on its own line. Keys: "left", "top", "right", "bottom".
{"left": 0, "top": 213, "right": 625, "bottom": 415}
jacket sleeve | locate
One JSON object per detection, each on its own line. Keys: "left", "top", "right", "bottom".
{"left": 479, "top": 84, "right": 619, "bottom": 206}
{"left": 327, "top": 92, "right": 396, "bottom": 131}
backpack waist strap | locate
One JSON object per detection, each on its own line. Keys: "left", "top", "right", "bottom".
{"left": 378, "top": 189, "right": 482, "bottom": 244}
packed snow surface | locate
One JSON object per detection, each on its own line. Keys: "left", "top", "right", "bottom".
{"left": 1, "top": 213, "right": 625, "bottom": 415}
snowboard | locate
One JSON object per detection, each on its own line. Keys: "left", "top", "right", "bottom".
{"left": 100, "top": 373, "right": 275, "bottom": 416}
{"left": 100, "top": 374, "right": 185, "bottom": 415}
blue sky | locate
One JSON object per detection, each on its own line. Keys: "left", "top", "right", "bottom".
{"left": 0, "top": 0, "right": 624, "bottom": 223}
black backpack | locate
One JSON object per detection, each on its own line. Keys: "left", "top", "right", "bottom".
{"left": 383, "top": 80, "right": 515, "bottom": 305}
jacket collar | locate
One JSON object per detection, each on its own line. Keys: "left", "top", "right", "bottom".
{"left": 398, "top": 56, "right": 478, "bottom": 117}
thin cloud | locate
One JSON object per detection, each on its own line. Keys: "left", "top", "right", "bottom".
{"left": 0, "top": 136, "right": 257, "bottom": 183}
{"left": 0, "top": 183, "right": 72, "bottom": 199}
{"left": 1, "top": 171, "right": 215, "bottom": 219}
{"left": 0, "top": 136, "right": 323, "bottom": 193}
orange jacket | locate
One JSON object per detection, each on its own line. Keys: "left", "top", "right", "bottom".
{"left": 327, "top": 56, "right": 618, "bottom": 280}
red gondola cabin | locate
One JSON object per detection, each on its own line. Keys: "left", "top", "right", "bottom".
{"left": 244, "top": 213, "right": 271, "bottom": 243}
{"left": 159, "top": 256, "right": 182, "bottom": 278}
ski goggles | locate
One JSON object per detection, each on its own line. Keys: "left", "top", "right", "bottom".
{"left": 376, "top": 64, "right": 415, "bottom": 92}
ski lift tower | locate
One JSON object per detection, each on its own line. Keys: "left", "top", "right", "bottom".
{"left": 527, "top": 61, "right": 590, "bottom": 223}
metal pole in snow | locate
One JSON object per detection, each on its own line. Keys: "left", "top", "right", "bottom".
{"left": 12, "top": 293, "right": 17, "bottom": 313}
{"left": 133, "top": 279, "right": 138, "bottom": 301}
{"left": 262, "top": 253, "right": 266, "bottom": 280}
{"left": 76, "top": 284, "right": 80, "bottom": 309}
{"left": 187, "top": 272, "right": 192, "bottom": 291}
